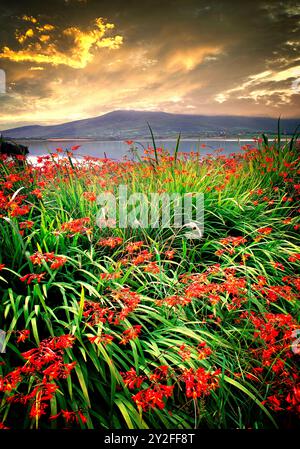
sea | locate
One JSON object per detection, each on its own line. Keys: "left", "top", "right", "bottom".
{"left": 19, "top": 138, "right": 260, "bottom": 161}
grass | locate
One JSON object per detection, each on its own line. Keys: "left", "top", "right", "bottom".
{"left": 0, "top": 131, "right": 299, "bottom": 429}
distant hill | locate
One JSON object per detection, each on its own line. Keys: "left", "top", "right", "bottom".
{"left": 2, "top": 110, "right": 299, "bottom": 139}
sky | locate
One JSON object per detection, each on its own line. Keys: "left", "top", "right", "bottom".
{"left": 0, "top": 0, "right": 299, "bottom": 130}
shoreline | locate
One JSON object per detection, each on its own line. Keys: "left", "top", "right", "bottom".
{"left": 9, "top": 137, "right": 278, "bottom": 142}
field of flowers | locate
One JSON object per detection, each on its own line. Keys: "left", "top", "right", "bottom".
{"left": 0, "top": 132, "right": 299, "bottom": 429}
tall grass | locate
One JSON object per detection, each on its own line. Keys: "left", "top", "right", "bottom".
{"left": 0, "top": 132, "right": 299, "bottom": 429}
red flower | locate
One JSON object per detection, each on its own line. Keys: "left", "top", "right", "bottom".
{"left": 197, "top": 342, "right": 212, "bottom": 360}
{"left": 120, "top": 325, "right": 142, "bottom": 345}
{"left": 100, "top": 272, "right": 122, "bottom": 280}
{"left": 181, "top": 367, "right": 220, "bottom": 399}
{"left": 29, "top": 401, "right": 48, "bottom": 419}
{"left": 20, "top": 273, "right": 46, "bottom": 284}
{"left": 288, "top": 253, "right": 300, "bottom": 263}
{"left": 132, "top": 384, "right": 174, "bottom": 411}
{"left": 263, "top": 395, "right": 282, "bottom": 412}
{"left": 60, "top": 217, "right": 92, "bottom": 237}
{"left": 82, "top": 191, "right": 97, "bottom": 202}
{"left": 19, "top": 220, "right": 34, "bottom": 229}
{"left": 178, "top": 344, "right": 192, "bottom": 361}
{"left": 50, "top": 409, "right": 87, "bottom": 424}
{"left": 257, "top": 227, "right": 272, "bottom": 235}
{"left": 164, "top": 250, "right": 175, "bottom": 259}
{"left": 50, "top": 256, "right": 67, "bottom": 270}
{"left": 143, "top": 261, "right": 160, "bottom": 273}
{"left": 125, "top": 241, "right": 144, "bottom": 253}
{"left": 31, "top": 188, "right": 43, "bottom": 199}
{"left": 132, "top": 250, "right": 153, "bottom": 265}
{"left": 88, "top": 334, "right": 114, "bottom": 345}
{"left": 16, "top": 329, "right": 30, "bottom": 343}
{"left": 97, "top": 237, "right": 123, "bottom": 248}
{"left": 271, "top": 261, "right": 285, "bottom": 271}
{"left": 10, "top": 205, "right": 31, "bottom": 217}
{"left": 120, "top": 368, "right": 146, "bottom": 389}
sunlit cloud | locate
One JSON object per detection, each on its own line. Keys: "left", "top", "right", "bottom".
{"left": 22, "top": 15, "right": 37, "bottom": 24}
{"left": 29, "top": 66, "right": 44, "bottom": 71}
{"left": 215, "top": 65, "right": 300, "bottom": 104}
{"left": 0, "top": 17, "right": 123, "bottom": 69}
{"left": 165, "top": 46, "right": 222, "bottom": 72}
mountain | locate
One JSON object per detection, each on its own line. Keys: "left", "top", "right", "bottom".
{"left": 1, "top": 110, "right": 299, "bottom": 139}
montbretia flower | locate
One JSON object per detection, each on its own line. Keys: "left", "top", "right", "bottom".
{"left": 29, "top": 401, "right": 48, "bottom": 419}
{"left": 16, "top": 329, "right": 30, "bottom": 343}
{"left": 88, "top": 334, "right": 114, "bottom": 345}
{"left": 50, "top": 409, "right": 87, "bottom": 424}
{"left": 271, "top": 261, "right": 285, "bottom": 271}
{"left": 10, "top": 205, "right": 31, "bottom": 217}
{"left": 60, "top": 217, "right": 92, "bottom": 237}
{"left": 19, "top": 220, "right": 34, "bottom": 229}
{"left": 120, "top": 368, "right": 146, "bottom": 389}
{"left": 164, "top": 250, "right": 175, "bottom": 260}
{"left": 132, "top": 384, "right": 174, "bottom": 411}
{"left": 83, "top": 301, "right": 112, "bottom": 325}
{"left": 263, "top": 395, "right": 283, "bottom": 412}
{"left": 143, "top": 261, "right": 160, "bottom": 273}
{"left": 219, "top": 236, "right": 247, "bottom": 247}
{"left": 125, "top": 241, "right": 144, "bottom": 253}
{"left": 82, "top": 191, "right": 97, "bottom": 202}
{"left": 119, "top": 325, "right": 142, "bottom": 345}
{"left": 181, "top": 367, "right": 221, "bottom": 399}
{"left": 49, "top": 256, "right": 67, "bottom": 270}
{"left": 31, "top": 189, "right": 43, "bottom": 199}
{"left": 97, "top": 236, "right": 123, "bottom": 248}
{"left": 20, "top": 273, "right": 46, "bottom": 284}
{"left": 131, "top": 250, "right": 153, "bottom": 265}
{"left": 155, "top": 295, "right": 191, "bottom": 308}
{"left": 288, "top": 253, "right": 300, "bottom": 263}
{"left": 178, "top": 344, "right": 192, "bottom": 361}
{"left": 197, "top": 342, "right": 212, "bottom": 360}
{"left": 257, "top": 227, "right": 273, "bottom": 235}
{"left": 100, "top": 271, "right": 122, "bottom": 280}
{"left": 149, "top": 366, "right": 169, "bottom": 382}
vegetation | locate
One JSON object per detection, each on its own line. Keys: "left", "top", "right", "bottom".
{"left": 0, "top": 130, "right": 299, "bottom": 429}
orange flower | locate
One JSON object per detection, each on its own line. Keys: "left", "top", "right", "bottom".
{"left": 120, "top": 325, "right": 142, "bottom": 345}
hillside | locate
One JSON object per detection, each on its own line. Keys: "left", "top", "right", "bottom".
{"left": 2, "top": 110, "right": 299, "bottom": 139}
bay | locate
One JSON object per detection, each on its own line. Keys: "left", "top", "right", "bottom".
{"left": 19, "top": 138, "right": 258, "bottom": 161}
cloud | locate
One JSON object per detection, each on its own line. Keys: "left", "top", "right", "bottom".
{"left": 29, "top": 66, "right": 44, "bottom": 70}
{"left": 165, "top": 46, "right": 222, "bottom": 72}
{"left": 0, "top": 16, "right": 123, "bottom": 68}
{"left": 215, "top": 65, "right": 300, "bottom": 104}
{"left": 0, "top": 0, "right": 299, "bottom": 129}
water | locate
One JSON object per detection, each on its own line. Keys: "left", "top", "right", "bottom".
{"left": 20, "top": 138, "right": 256, "bottom": 161}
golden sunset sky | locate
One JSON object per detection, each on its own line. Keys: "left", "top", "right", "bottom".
{"left": 0, "top": 0, "right": 299, "bottom": 129}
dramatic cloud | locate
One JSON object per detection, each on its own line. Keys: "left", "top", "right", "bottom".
{"left": 0, "top": 0, "right": 299, "bottom": 129}
{"left": 0, "top": 16, "right": 123, "bottom": 68}
{"left": 216, "top": 65, "right": 300, "bottom": 104}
